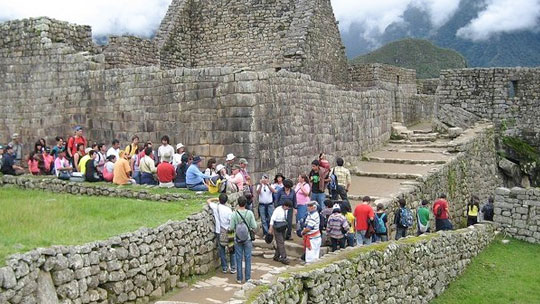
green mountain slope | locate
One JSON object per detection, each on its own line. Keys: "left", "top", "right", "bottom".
{"left": 351, "top": 38, "right": 467, "bottom": 79}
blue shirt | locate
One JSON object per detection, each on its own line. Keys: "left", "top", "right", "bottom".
{"left": 1, "top": 153, "right": 15, "bottom": 174}
{"left": 275, "top": 187, "right": 297, "bottom": 208}
{"left": 186, "top": 164, "right": 211, "bottom": 185}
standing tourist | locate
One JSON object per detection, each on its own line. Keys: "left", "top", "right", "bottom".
{"left": 272, "top": 173, "right": 285, "bottom": 204}
{"left": 8, "top": 133, "right": 23, "bottom": 166}
{"left": 353, "top": 196, "right": 375, "bottom": 246}
{"left": 295, "top": 174, "right": 311, "bottom": 226}
{"left": 301, "top": 201, "right": 322, "bottom": 263}
{"left": 113, "top": 151, "right": 135, "bottom": 185}
{"left": 331, "top": 157, "right": 351, "bottom": 200}
{"left": 433, "top": 194, "right": 453, "bottom": 231}
{"left": 309, "top": 160, "right": 330, "bottom": 208}
{"left": 66, "top": 127, "right": 87, "bottom": 162}
{"left": 373, "top": 203, "right": 389, "bottom": 242}
{"left": 274, "top": 179, "right": 297, "bottom": 240}
{"left": 467, "top": 195, "right": 480, "bottom": 226}
{"left": 269, "top": 200, "right": 292, "bottom": 265}
{"left": 230, "top": 196, "right": 257, "bottom": 284}
{"left": 481, "top": 197, "right": 495, "bottom": 221}
{"left": 326, "top": 204, "right": 350, "bottom": 252}
{"left": 139, "top": 147, "right": 158, "bottom": 185}
{"left": 225, "top": 153, "right": 236, "bottom": 175}
{"left": 107, "top": 139, "right": 121, "bottom": 159}
{"left": 186, "top": 156, "right": 212, "bottom": 191}
{"left": 417, "top": 200, "right": 431, "bottom": 235}
{"left": 124, "top": 135, "right": 139, "bottom": 158}
{"left": 257, "top": 174, "right": 275, "bottom": 236}
{"left": 207, "top": 194, "right": 236, "bottom": 274}
{"left": 342, "top": 201, "right": 356, "bottom": 247}
{"left": 318, "top": 153, "right": 330, "bottom": 170}
{"left": 172, "top": 143, "right": 185, "bottom": 168}
{"left": 394, "top": 198, "right": 413, "bottom": 240}
{"left": 158, "top": 136, "right": 175, "bottom": 164}
{"left": 51, "top": 137, "right": 64, "bottom": 159}
{"left": 157, "top": 152, "right": 176, "bottom": 188}
{"left": 1, "top": 145, "right": 24, "bottom": 175}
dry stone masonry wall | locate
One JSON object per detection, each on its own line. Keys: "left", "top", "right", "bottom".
{"left": 102, "top": 36, "right": 159, "bottom": 69}
{"left": 494, "top": 187, "right": 540, "bottom": 243}
{"left": 247, "top": 224, "right": 496, "bottom": 304}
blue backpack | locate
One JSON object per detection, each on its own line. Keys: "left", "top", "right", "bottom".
{"left": 329, "top": 169, "right": 338, "bottom": 191}
{"left": 374, "top": 213, "right": 387, "bottom": 234}
{"left": 399, "top": 208, "right": 414, "bottom": 228}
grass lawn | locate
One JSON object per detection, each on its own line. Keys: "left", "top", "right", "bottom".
{"left": 0, "top": 187, "right": 206, "bottom": 265}
{"left": 433, "top": 236, "right": 540, "bottom": 304}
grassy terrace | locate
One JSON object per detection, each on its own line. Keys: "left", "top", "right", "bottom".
{"left": 0, "top": 186, "right": 210, "bottom": 265}
{"left": 433, "top": 237, "right": 540, "bottom": 304}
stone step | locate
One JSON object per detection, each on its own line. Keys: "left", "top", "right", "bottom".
{"left": 409, "top": 135, "right": 438, "bottom": 142}
{"left": 363, "top": 156, "right": 446, "bottom": 165}
{"left": 354, "top": 171, "right": 422, "bottom": 180}
{"left": 363, "top": 150, "right": 451, "bottom": 165}
{"left": 412, "top": 129, "right": 434, "bottom": 135}
{"left": 349, "top": 176, "right": 415, "bottom": 199}
{"left": 352, "top": 161, "right": 440, "bottom": 176}
{"left": 384, "top": 147, "right": 449, "bottom": 154}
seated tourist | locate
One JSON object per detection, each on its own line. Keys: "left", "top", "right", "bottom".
{"left": 0, "top": 144, "right": 4, "bottom": 168}
{"left": 1, "top": 145, "right": 24, "bottom": 176}
{"left": 139, "top": 147, "right": 158, "bottom": 185}
{"left": 186, "top": 156, "right": 211, "bottom": 191}
{"left": 103, "top": 155, "right": 116, "bottom": 182}
{"left": 227, "top": 165, "right": 244, "bottom": 191}
{"left": 54, "top": 148, "right": 72, "bottom": 180}
{"left": 84, "top": 150, "right": 102, "bottom": 182}
{"left": 174, "top": 153, "right": 191, "bottom": 188}
{"left": 78, "top": 148, "right": 93, "bottom": 175}
{"left": 51, "top": 136, "right": 64, "bottom": 159}
{"left": 172, "top": 143, "right": 185, "bottom": 168}
{"left": 113, "top": 151, "right": 136, "bottom": 185}
{"left": 130, "top": 145, "right": 143, "bottom": 184}
{"left": 157, "top": 152, "right": 176, "bottom": 188}
{"left": 42, "top": 147, "right": 54, "bottom": 175}
{"left": 73, "top": 143, "right": 86, "bottom": 172}
{"left": 107, "top": 139, "right": 121, "bottom": 159}
{"left": 204, "top": 158, "right": 218, "bottom": 176}
{"left": 28, "top": 152, "right": 41, "bottom": 175}
{"left": 96, "top": 143, "right": 107, "bottom": 174}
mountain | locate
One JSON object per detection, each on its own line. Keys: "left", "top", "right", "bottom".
{"left": 351, "top": 38, "right": 467, "bottom": 79}
{"left": 341, "top": 0, "right": 540, "bottom": 68}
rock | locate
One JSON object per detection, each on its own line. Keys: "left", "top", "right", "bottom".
{"left": 36, "top": 271, "right": 59, "bottom": 304}
{"left": 498, "top": 158, "right": 522, "bottom": 185}
{"left": 448, "top": 127, "right": 463, "bottom": 138}
{"left": 1, "top": 267, "right": 17, "bottom": 289}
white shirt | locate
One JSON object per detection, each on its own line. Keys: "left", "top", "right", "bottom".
{"left": 105, "top": 161, "right": 115, "bottom": 173}
{"left": 106, "top": 147, "right": 120, "bottom": 159}
{"left": 204, "top": 168, "right": 218, "bottom": 177}
{"left": 158, "top": 145, "right": 175, "bottom": 162}
{"left": 270, "top": 206, "right": 287, "bottom": 226}
{"left": 209, "top": 202, "right": 232, "bottom": 233}
{"left": 172, "top": 152, "right": 184, "bottom": 168}
{"left": 257, "top": 184, "right": 273, "bottom": 204}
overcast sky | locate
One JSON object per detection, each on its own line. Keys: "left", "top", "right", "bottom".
{"left": 0, "top": 0, "right": 538, "bottom": 42}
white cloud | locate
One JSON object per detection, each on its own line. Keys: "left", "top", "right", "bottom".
{"left": 457, "top": 0, "right": 540, "bottom": 41}
{"left": 0, "top": 0, "right": 172, "bottom": 38}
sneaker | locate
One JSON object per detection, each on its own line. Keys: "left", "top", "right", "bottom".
{"left": 273, "top": 256, "right": 280, "bottom": 262}
{"left": 279, "top": 258, "right": 290, "bottom": 265}
{"left": 236, "top": 280, "right": 242, "bottom": 284}
{"left": 221, "top": 269, "right": 228, "bottom": 274}
{"left": 230, "top": 268, "right": 237, "bottom": 274}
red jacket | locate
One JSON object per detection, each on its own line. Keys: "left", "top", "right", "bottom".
{"left": 433, "top": 199, "right": 449, "bottom": 219}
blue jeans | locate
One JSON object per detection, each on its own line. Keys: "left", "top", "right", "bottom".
{"left": 296, "top": 205, "right": 308, "bottom": 224}
{"left": 259, "top": 203, "right": 274, "bottom": 236}
{"left": 395, "top": 227, "right": 407, "bottom": 240}
{"left": 235, "top": 241, "right": 252, "bottom": 282}
{"left": 187, "top": 183, "right": 208, "bottom": 191}
{"left": 216, "top": 233, "right": 236, "bottom": 272}
{"left": 374, "top": 234, "right": 388, "bottom": 242}
{"left": 356, "top": 230, "right": 372, "bottom": 246}
{"left": 133, "top": 171, "right": 141, "bottom": 184}
{"left": 346, "top": 233, "right": 356, "bottom": 247}
{"left": 140, "top": 172, "right": 157, "bottom": 185}
{"left": 311, "top": 192, "right": 326, "bottom": 210}
{"left": 174, "top": 181, "right": 186, "bottom": 188}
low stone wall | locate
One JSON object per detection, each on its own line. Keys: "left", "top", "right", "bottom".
{"left": 0, "top": 175, "right": 199, "bottom": 202}
{"left": 494, "top": 187, "right": 540, "bottom": 243}
{"left": 0, "top": 207, "right": 217, "bottom": 304}
{"left": 246, "top": 224, "right": 495, "bottom": 303}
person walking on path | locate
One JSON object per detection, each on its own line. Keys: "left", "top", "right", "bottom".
{"left": 230, "top": 196, "right": 257, "bottom": 284}
{"left": 208, "top": 194, "right": 236, "bottom": 274}
{"left": 481, "top": 197, "right": 495, "bottom": 221}
{"left": 257, "top": 174, "right": 276, "bottom": 236}
{"left": 301, "top": 201, "right": 322, "bottom": 263}
{"left": 417, "top": 199, "right": 431, "bottom": 235}
{"left": 331, "top": 157, "right": 351, "bottom": 200}
{"left": 274, "top": 179, "right": 297, "bottom": 240}
{"left": 269, "top": 200, "right": 292, "bottom": 265}
{"left": 394, "top": 198, "right": 413, "bottom": 240}
{"left": 433, "top": 194, "right": 453, "bottom": 231}
{"left": 326, "top": 204, "right": 350, "bottom": 251}
{"left": 467, "top": 195, "right": 480, "bottom": 226}
{"left": 353, "top": 196, "right": 375, "bottom": 246}
{"left": 373, "top": 203, "right": 389, "bottom": 242}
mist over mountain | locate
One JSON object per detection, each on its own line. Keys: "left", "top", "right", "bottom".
{"left": 341, "top": 0, "right": 540, "bottom": 67}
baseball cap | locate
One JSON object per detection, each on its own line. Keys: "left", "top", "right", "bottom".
{"left": 74, "top": 126, "right": 83, "bottom": 131}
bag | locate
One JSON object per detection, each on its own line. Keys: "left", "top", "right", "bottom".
{"left": 483, "top": 204, "right": 494, "bottom": 220}
{"left": 58, "top": 171, "right": 71, "bottom": 180}
{"left": 235, "top": 211, "right": 255, "bottom": 243}
{"left": 329, "top": 169, "right": 338, "bottom": 191}
{"left": 365, "top": 219, "right": 376, "bottom": 238}
{"left": 219, "top": 179, "right": 239, "bottom": 194}
{"left": 399, "top": 208, "right": 414, "bottom": 228}
{"left": 216, "top": 205, "right": 229, "bottom": 246}
{"left": 274, "top": 221, "right": 287, "bottom": 233}
{"left": 374, "top": 213, "right": 387, "bottom": 234}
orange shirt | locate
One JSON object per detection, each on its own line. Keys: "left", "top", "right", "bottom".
{"left": 113, "top": 158, "right": 132, "bottom": 185}
{"left": 353, "top": 203, "right": 375, "bottom": 231}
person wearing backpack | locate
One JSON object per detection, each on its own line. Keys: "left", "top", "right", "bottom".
{"left": 481, "top": 197, "right": 495, "bottom": 221}
{"left": 331, "top": 157, "right": 351, "bottom": 201}
{"left": 326, "top": 204, "right": 350, "bottom": 251}
{"left": 373, "top": 203, "right": 389, "bottom": 242}
{"left": 208, "top": 194, "right": 236, "bottom": 274}
{"left": 274, "top": 179, "right": 297, "bottom": 240}
{"left": 394, "top": 198, "right": 413, "bottom": 240}
{"left": 417, "top": 199, "right": 431, "bottom": 236}
{"left": 229, "top": 196, "right": 257, "bottom": 284}
{"left": 433, "top": 193, "right": 453, "bottom": 231}
{"left": 269, "top": 200, "right": 293, "bottom": 265}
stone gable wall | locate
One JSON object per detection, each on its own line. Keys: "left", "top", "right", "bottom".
{"left": 247, "top": 224, "right": 496, "bottom": 304}
{"left": 494, "top": 187, "right": 540, "bottom": 243}
{"left": 102, "top": 36, "right": 159, "bottom": 69}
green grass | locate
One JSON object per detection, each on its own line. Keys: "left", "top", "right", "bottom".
{"left": 433, "top": 237, "right": 540, "bottom": 304}
{"left": 0, "top": 187, "right": 206, "bottom": 265}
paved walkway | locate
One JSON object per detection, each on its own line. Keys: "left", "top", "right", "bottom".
{"left": 154, "top": 122, "right": 458, "bottom": 304}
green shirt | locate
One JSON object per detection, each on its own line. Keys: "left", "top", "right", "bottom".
{"left": 230, "top": 209, "right": 257, "bottom": 232}
{"left": 417, "top": 207, "right": 430, "bottom": 226}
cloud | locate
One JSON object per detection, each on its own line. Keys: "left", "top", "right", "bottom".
{"left": 0, "top": 0, "right": 172, "bottom": 38}
{"left": 457, "top": 0, "right": 540, "bottom": 41}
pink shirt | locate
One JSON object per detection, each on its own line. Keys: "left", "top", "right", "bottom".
{"left": 295, "top": 183, "right": 311, "bottom": 205}
{"left": 54, "top": 157, "right": 70, "bottom": 176}
{"left": 229, "top": 172, "right": 244, "bottom": 191}
{"left": 43, "top": 154, "right": 54, "bottom": 171}
{"left": 28, "top": 159, "right": 39, "bottom": 174}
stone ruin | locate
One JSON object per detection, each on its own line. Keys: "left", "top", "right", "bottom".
{"left": 0, "top": 0, "right": 538, "bottom": 180}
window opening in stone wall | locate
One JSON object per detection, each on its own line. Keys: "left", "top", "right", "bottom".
{"left": 396, "top": 75, "right": 400, "bottom": 86}
{"left": 508, "top": 80, "right": 518, "bottom": 98}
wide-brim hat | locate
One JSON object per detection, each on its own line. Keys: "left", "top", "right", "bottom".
{"left": 163, "top": 152, "right": 172, "bottom": 162}
{"left": 226, "top": 153, "right": 235, "bottom": 161}
{"left": 239, "top": 158, "right": 248, "bottom": 165}
{"left": 176, "top": 143, "right": 184, "bottom": 150}
{"left": 193, "top": 156, "right": 202, "bottom": 163}
{"left": 216, "top": 164, "right": 225, "bottom": 172}
{"left": 11, "top": 133, "right": 19, "bottom": 139}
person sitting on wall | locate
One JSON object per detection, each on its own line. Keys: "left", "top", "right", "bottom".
{"left": 42, "top": 147, "right": 54, "bottom": 175}
{"left": 157, "top": 152, "right": 176, "bottom": 188}
{"left": 96, "top": 143, "right": 107, "bottom": 174}
{"left": 139, "top": 147, "right": 158, "bottom": 185}
{"left": 158, "top": 135, "right": 175, "bottom": 164}
{"left": 204, "top": 158, "right": 218, "bottom": 177}
{"left": 174, "top": 153, "right": 191, "bottom": 188}
{"left": 481, "top": 197, "right": 495, "bottom": 221}
{"left": 27, "top": 151, "right": 41, "bottom": 175}
{"left": 130, "top": 144, "right": 143, "bottom": 184}
{"left": 73, "top": 143, "right": 85, "bottom": 172}
{"left": 1, "top": 144, "right": 24, "bottom": 175}
{"left": 0, "top": 144, "right": 4, "bottom": 168}
{"left": 172, "top": 143, "right": 185, "bottom": 169}
{"left": 54, "top": 148, "right": 72, "bottom": 180}
{"left": 85, "top": 150, "right": 102, "bottom": 182}
{"left": 433, "top": 193, "right": 453, "bottom": 231}
{"left": 78, "top": 148, "right": 93, "bottom": 175}
{"left": 186, "top": 156, "right": 212, "bottom": 191}
{"left": 113, "top": 151, "right": 136, "bottom": 185}
{"left": 102, "top": 155, "right": 116, "bottom": 182}
{"left": 107, "top": 139, "right": 121, "bottom": 159}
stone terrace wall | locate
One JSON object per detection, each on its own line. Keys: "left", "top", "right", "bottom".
{"left": 349, "top": 63, "right": 436, "bottom": 126}
{"left": 494, "top": 187, "right": 540, "bottom": 243}
{"left": 247, "top": 224, "right": 496, "bottom": 304}
{"left": 437, "top": 68, "right": 540, "bottom": 148}
{"left": 0, "top": 208, "right": 217, "bottom": 304}
{"left": 102, "top": 36, "right": 159, "bottom": 69}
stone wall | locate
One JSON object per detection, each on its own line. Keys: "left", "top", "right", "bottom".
{"left": 494, "top": 187, "right": 540, "bottom": 243}
{"left": 417, "top": 78, "right": 439, "bottom": 95}
{"left": 437, "top": 68, "right": 540, "bottom": 148}
{"left": 246, "top": 224, "right": 496, "bottom": 304}
{"left": 102, "top": 36, "right": 159, "bottom": 69}
{"left": 0, "top": 207, "right": 217, "bottom": 304}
